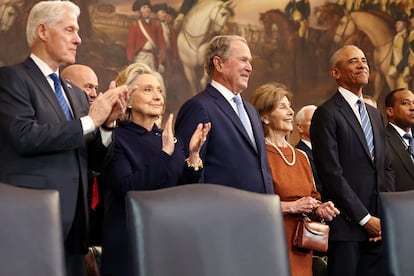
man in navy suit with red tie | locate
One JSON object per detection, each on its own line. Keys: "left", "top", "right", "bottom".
{"left": 310, "top": 45, "right": 394, "bottom": 276}
{"left": 0, "top": 2, "right": 128, "bottom": 275}
{"left": 175, "top": 35, "right": 273, "bottom": 194}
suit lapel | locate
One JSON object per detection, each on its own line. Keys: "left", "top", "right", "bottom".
{"left": 61, "top": 78, "right": 87, "bottom": 119}
{"left": 207, "top": 86, "right": 257, "bottom": 151}
{"left": 368, "top": 105, "right": 383, "bottom": 164}
{"left": 335, "top": 92, "right": 373, "bottom": 161}
{"left": 23, "top": 58, "right": 69, "bottom": 121}
{"left": 297, "top": 141, "right": 313, "bottom": 161}
{"left": 244, "top": 102, "right": 261, "bottom": 152}
{"left": 386, "top": 125, "right": 414, "bottom": 179}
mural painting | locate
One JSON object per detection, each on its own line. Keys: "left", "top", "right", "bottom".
{"left": 1, "top": 0, "right": 414, "bottom": 116}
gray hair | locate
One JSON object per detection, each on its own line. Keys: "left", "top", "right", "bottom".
{"left": 26, "top": 1, "right": 80, "bottom": 47}
{"left": 204, "top": 35, "right": 248, "bottom": 77}
{"left": 295, "top": 105, "right": 317, "bottom": 123}
{"left": 329, "top": 45, "right": 361, "bottom": 69}
{"left": 115, "top": 63, "right": 167, "bottom": 124}
{"left": 115, "top": 62, "right": 165, "bottom": 94}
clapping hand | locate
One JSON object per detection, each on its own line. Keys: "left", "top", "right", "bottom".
{"left": 187, "top": 121, "right": 211, "bottom": 164}
{"left": 89, "top": 81, "right": 129, "bottom": 128}
{"left": 162, "top": 113, "right": 176, "bottom": 156}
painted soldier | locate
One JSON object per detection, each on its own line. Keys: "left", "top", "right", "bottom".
{"left": 126, "top": 0, "right": 166, "bottom": 72}
{"left": 389, "top": 12, "right": 410, "bottom": 89}
{"left": 285, "top": 0, "right": 310, "bottom": 39}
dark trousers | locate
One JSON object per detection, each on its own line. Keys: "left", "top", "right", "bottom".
{"left": 327, "top": 240, "right": 385, "bottom": 276}
{"left": 64, "top": 185, "right": 88, "bottom": 276}
{"left": 65, "top": 251, "right": 86, "bottom": 276}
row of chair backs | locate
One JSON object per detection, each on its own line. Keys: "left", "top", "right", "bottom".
{"left": 126, "top": 183, "right": 291, "bottom": 276}
{"left": 0, "top": 182, "right": 291, "bottom": 276}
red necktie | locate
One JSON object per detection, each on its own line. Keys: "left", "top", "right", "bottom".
{"left": 91, "top": 175, "right": 99, "bottom": 210}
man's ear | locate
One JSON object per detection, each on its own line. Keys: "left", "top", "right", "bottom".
{"left": 385, "top": 106, "right": 394, "bottom": 117}
{"left": 331, "top": 67, "right": 340, "bottom": 80}
{"left": 37, "top": 23, "right": 48, "bottom": 42}
{"left": 296, "top": 123, "right": 303, "bottom": 133}
{"left": 213, "top": 56, "right": 222, "bottom": 71}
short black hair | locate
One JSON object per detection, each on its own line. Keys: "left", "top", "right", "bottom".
{"left": 385, "top": 88, "right": 407, "bottom": 108}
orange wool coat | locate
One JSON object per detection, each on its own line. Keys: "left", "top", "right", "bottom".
{"left": 266, "top": 144, "right": 321, "bottom": 276}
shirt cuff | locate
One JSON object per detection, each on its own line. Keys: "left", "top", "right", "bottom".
{"left": 359, "top": 214, "right": 371, "bottom": 226}
{"left": 81, "top": 116, "right": 95, "bottom": 135}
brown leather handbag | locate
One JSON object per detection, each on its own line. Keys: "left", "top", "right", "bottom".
{"left": 293, "top": 215, "right": 329, "bottom": 252}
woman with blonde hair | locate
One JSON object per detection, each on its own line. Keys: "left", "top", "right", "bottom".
{"left": 101, "top": 63, "right": 210, "bottom": 276}
{"left": 250, "top": 82, "right": 339, "bottom": 276}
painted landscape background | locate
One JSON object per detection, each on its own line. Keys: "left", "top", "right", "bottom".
{"left": 1, "top": 0, "right": 411, "bottom": 123}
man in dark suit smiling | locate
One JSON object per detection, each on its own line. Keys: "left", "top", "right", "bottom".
{"left": 310, "top": 45, "right": 394, "bottom": 276}
{"left": 0, "top": 1, "right": 128, "bottom": 275}
{"left": 175, "top": 35, "right": 273, "bottom": 194}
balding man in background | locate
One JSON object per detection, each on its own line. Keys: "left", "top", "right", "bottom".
{"left": 61, "top": 64, "right": 99, "bottom": 104}
{"left": 62, "top": 64, "right": 105, "bottom": 274}
{"left": 62, "top": 64, "right": 105, "bottom": 248}
{"left": 295, "top": 104, "right": 323, "bottom": 195}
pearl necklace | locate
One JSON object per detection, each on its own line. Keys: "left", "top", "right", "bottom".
{"left": 265, "top": 138, "right": 296, "bottom": 166}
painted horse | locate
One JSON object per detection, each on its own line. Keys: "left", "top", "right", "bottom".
{"left": 259, "top": 9, "right": 299, "bottom": 90}
{"left": 177, "top": 0, "right": 235, "bottom": 94}
{"left": 318, "top": 3, "right": 395, "bottom": 99}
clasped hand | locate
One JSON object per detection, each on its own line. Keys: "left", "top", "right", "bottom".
{"left": 314, "top": 201, "right": 340, "bottom": 221}
{"left": 364, "top": 216, "right": 382, "bottom": 242}
{"left": 291, "top": 197, "right": 340, "bottom": 221}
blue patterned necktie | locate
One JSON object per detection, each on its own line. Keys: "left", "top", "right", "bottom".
{"left": 357, "top": 99, "right": 374, "bottom": 160}
{"left": 403, "top": 133, "right": 414, "bottom": 163}
{"left": 49, "top": 73, "right": 72, "bottom": 120}
{"left": 233, "top": 96, "right": 256, "bottom": 150}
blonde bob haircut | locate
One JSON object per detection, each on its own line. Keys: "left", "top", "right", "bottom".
{"left": 250, "top": 82, "right": 293, "bottom": 137}
{"left": 115, "top": 63, "right": 166, "bottom": 124}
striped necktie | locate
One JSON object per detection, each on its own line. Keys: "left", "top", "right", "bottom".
{"left": 233, "top": 96, "right": 257, "bottom": 150}
{"left": 403, "top": 133, "right": 414, "bottom": 163}
{"left": 357, "top": 99, "right": 374, "bottom": 160}
{"left": 49, "top": 73, "right": 72, "bottom": 120}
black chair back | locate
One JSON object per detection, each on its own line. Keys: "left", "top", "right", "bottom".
{"left": 0, "top": 183, "right": 65, "bottom": 276}
{"left": 126, "top": 183, "right": 290, "bottom": 276}
{"left": 380, "top": 190, "right": 414, "bottom": 276}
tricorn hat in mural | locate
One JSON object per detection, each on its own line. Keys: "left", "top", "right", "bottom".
{"left": 166, "top": 6, "right": 178, "bottom": 18}
{"left": 132, "top": 0, "right": 152, "bottom": 11}
{"left": 152, "top": 3, "right": 168, "bottom": 13}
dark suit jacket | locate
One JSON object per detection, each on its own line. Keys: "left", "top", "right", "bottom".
{"left": 385, "top": 124, "right": 414, "bottom": 191}
{"left": 0, "top": 57, "right": 94, "bottom": 252}
{"left": 295, "top": 140, "right": 323, "bottom": 196}
{"left": 174, "top": 84, "right": 274, "bottom": 194}
{"left": 310, "top": 91, "right": 394, "bottom": 241}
